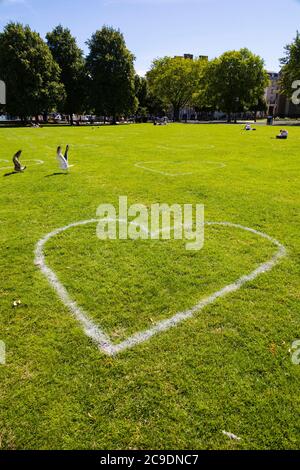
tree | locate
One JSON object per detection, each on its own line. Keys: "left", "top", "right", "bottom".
{"left": 147, "top": 56, "right": 204, "bottom": 121}
{"left": 134, "top": 75, "right": 149, "bottom": 121}
{"left": 147, "top": 92, "right": 166, "bottom": 117}
{"left": 280, "top": 32, "right": 300, "bottom": 99}
{"left": 202, "top": 49, "right": 269, "bottom": 122}
{"left": 86, "top": 26, "right": 137, "bottom": 123}
{"left": 0, "top": 22, "right": 64, "bottom": 122}
{"left": 249, "top": 96, "right": 267, "bottom": 122}
{"left": 135, "top": 75, "right": 148, "bottom": 110}
{"left": 134, "top": 74, "right": 166, "bottom": 119}
{"left": 46, "top": 25, "right": 86, "bottom": 125}
{"left": 191, "top": 60, "right": 212, "bottom": 116}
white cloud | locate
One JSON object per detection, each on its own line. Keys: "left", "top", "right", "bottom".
{"left": 0, "top": 0, "right": 26, "bottom": 4}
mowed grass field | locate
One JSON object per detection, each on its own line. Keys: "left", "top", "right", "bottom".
{"left": 0, "top": 123, "right": 299, "bottom": 450}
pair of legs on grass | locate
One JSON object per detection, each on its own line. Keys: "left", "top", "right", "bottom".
{"left": 13, "top": 150, "right": 26, "bottom": 172}
{"left": 57, "top": 145, "right": 70, "bottom": 170}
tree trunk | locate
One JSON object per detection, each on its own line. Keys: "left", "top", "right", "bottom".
{"left": 173, "top": 107, "right": 180, "bottom": 122}
{"left": 227, "top": 113, "right": 231, "bottom": 123}
{"left": 70, "top": 114, "right": 74, "bottom": 126}
{"left": 111, "top": 114, "right": 117, "bottom": 125}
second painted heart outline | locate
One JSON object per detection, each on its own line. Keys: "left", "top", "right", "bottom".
{"left": 134, "top": 160, "right": 226, "bottom": 176}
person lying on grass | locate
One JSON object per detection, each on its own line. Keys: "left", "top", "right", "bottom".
{"left": 56, "top": 145, "right": 70, "bottom": 170}
{"left": 13, "top": 150, "right": 26, "bottom": 172}
{"left": 276, "top": 129, "right": 288, "bottom": 140}
{"left": 30, "top": 121, "right": 40, "bottom": 128}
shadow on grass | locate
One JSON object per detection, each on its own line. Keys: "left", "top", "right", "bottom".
{"left": 45, "top": 172, "right": 68, "bottom": 178}
{"left": 3, "top": 172, "right": 19, "bottom": 177}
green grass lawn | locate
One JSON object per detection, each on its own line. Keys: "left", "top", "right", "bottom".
{"left": 0, "top": 123, "right": 299, "bottom": 450}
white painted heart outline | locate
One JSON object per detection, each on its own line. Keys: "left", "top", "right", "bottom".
{"left": 34, "top": 220, "right": 286, "bottom": 356}
{"left": 135, "top": 160, "right": 226, "bottom": 177}
{"left": 157, "top": 145, "right": 216, "bottom": 151}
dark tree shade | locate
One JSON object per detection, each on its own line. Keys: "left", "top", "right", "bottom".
{"left": 46, "top": 25, "right": 87, "bottom": 123}
{"left": 86, "top": 26, "right": 137, "bottom": 122}
{"left": 0, "top": 22, "right": 64, "bottom": 120}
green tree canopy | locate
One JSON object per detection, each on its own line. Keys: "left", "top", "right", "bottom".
{"left": 46, "top": 25, "right": 87, "bottom": 123}
{"left": 280, "top": 32, "right": 300, "bottom": 98}
{"left": 201, "top": 49, "right": 268, "bottom": 121}
{"left": 147, "top": 56, "right": 204, "bottom": 121}
{"left": 86, "top": 26, "right": 137, "bottom": 123}
{"left": 0, "top": 22, "right": 64, "bottom": 121}
{"left": 134, "top": 74, "right": 166, "bottom": 118}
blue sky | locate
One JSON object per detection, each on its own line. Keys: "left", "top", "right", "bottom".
{"left": 1, "top": 0, "right": 300, "bottom": 75}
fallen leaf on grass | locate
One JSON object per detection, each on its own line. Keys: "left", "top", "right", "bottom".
{"left": 88, "top": 413, "right": 96, "bottom": 421}
{"left": 222, "top": 431, "right": 241, "bottom": 441}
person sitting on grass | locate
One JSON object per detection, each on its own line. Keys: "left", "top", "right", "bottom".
{"left": 13, "top": 150, "right": 26, "bottom": 172}
{"left": 56, "top": 145, "right": 70, "bottom": 171}
{"left": 244, "top": 123, "right": 256, "bottom": 131}
{"left": 276, "top": 129, "right": 288, "bottom": 140}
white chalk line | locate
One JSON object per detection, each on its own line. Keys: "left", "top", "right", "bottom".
{"left": 34, "top": 220, "right": 287, "bottom": 357}
{"left": 0, "top": 159, "right": 44, "bottom": 171}
{"left": 135, "top": 161, "right": 193, "bottom": 176}
{"left": 23, "top": 159, "right": 44, "bottom": 165}
{"left": 135, "top": 160, "right": 226, "bottom": 176}
{"left": 157, "top": 145, "right": 215, "bottom": 151}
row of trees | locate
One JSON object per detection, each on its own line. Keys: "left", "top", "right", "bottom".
{"left": 1, "top": 21, "right": 292, "bottom": 124}
{"left": 145, "top": 34, "right": 300, "bottom": 120}
{"left": 0, "top": 23, "right": 137, "bottom": 124}
{"left": 147, "top": 50, "right": 269, "bottom": 122}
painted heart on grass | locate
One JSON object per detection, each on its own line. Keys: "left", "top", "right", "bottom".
{"left": 34, "top": 220, "right": 286, "bottom": 356}
{"left": 134, "top": 160, "right": 226, "bottom": 176}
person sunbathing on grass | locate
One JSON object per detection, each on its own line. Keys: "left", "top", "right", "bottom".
{"left": 276, "top": 129, "right": 288, "bottom": 140}
{"left": 30, "top": 121, "right": 40, "bottom": 128}
{"left": 56, "top": 145, "right": 70, "bottom": 170}
{"left": 13, "top": 150, "right": 26, "bottom": 172}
